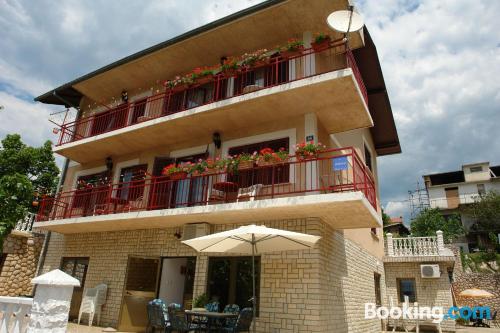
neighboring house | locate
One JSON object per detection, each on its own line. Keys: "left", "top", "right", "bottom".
{"left": 424, "top": 162, "right": 500, "bottom": 252}
{"left": 384, "top": 216, "right": 410, "bottom": 236}
{"left": 32, "top": 1, "right": 404, "bottom": 332}
{"left": 384, "top": 231, "right": 456, "bottom": 332}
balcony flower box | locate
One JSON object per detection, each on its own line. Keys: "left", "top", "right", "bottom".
{"left": 195, "top": 74, "right": 214, "bottom": 85}
{"left": 169, "top": 171, "right": 188, "bottom": 181}
{"left": 256, "top": 148, "right": 289, "bottom": 167}
{"left": 294, "top": 141, "right": 326, "bottom": 160}
{"left": 280, "top": 38, "right": 305, "bottom": 59}
{"left": 238, "top": 160, "right": 255, "bottom": 170}
{"left": 311, "top": 34, "right": 331, "bottom": 52}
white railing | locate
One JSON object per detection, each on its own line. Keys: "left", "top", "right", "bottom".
{"left": 0, "top": 296, "right": 33, "bottom": 333}
{"left": 386, "top": 231, "right": 445, "bottom": 257}
{"left": 14, "top": 213, "right": 36, "bottom": 233}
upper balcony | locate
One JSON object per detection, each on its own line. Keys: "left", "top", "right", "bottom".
{"left": 34, "top": 147, "right": 380, "bottom": 234}
{"left": 53, "top": 42, "right": 372, "bottom": 163}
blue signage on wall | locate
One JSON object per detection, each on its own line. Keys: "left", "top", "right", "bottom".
{"left": 333, "top": 156, "right": 348, "bottom": 171}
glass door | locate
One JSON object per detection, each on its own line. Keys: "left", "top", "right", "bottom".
{"left": 119, "top": 256, "right": 160, "bottom": 332}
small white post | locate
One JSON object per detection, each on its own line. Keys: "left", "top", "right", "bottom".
{"left": 28, "top": 269, "right": 80, "bottom": 333}
{"left": 386, "top": 233, "right": 394, "bottom": 256}
{"left": 436, "top": 230, "right": 445, "bottom": 254}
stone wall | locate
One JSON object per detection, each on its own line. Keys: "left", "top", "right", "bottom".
{"left": 0, "top": 233, "right": 45, "bottom": 296}
{"left": 41, "top": 218, "right": 386, "bottom": 332}
{"left": 452, "top": 273, "right": 500, "bottom": 328}
{"left": 384, "top": 261, "right": 456, "bottom": 332}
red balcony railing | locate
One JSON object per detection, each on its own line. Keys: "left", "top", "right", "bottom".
{"left": 36, "top": 148, "right": 376, "bottom": 223}
{"left": 57, "top": 42, "right": 367, "bottom": 146}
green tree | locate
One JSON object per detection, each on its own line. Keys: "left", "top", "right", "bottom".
{"left": 410, "top": 208, "right": 464, "bottom": 243}
{"left": 465, "top": 191, "right": 500, "bottom": 233}
{"left": 0, "top": 134, "right": 59, "bottom": 245}
{"left": 382, "top": 209, "right": 391, "bottom": 226}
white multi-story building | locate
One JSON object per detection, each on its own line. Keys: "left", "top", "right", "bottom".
{"left": 424, "top": 162, "right": 500, "bottom": 251}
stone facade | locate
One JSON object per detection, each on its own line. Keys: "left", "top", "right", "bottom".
{"left": 384, "top": 261, "right": 456, "bottom": 332}
{"left": 0, "top": 233, "right": 45, "bottom": 296}
{"left": 41, "top": 218, "right": 385, "bottom": 332}
{"left": 452, "top": 273, "right": 500, "bottom": 328}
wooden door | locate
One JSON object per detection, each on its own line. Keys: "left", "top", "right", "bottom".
{"left": 148, "top": 157, "right": 175, "bottom": 209}
{"left": 445, "top": 187, "right": 459, "bottom": 208}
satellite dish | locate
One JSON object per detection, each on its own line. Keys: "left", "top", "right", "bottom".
{"left": 327, "top": 10, "right": 364, "bottom": 34}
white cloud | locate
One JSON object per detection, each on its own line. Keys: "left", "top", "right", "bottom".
{"left": 1, "top": 0, "right": 500, "bottom": 209}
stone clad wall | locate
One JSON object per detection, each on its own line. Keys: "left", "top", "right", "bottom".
{"left": 0, "top": 233, "right": 45, "bottom": 296}
{"left": 452, "top": 273, "right": 500, "bottom": 328}
{"left": 42, "top": 218, "right": 386, "bottom": 332}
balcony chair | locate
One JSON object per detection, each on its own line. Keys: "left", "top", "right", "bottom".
{"left": 236, "top": 184, "right": 263, "bottom": 202}
{"left": 146, "top": 299, "right": 168, "bottom": 333}
{"left": 223, "top": 304, "right": 240, "bottom": 328}
{"left": 320, "top": 173, "right": 354, "bottom": 193}
{"left": 166, "top": 303, "right": 199, "bottom": 333}
{"left": 123, "top": 195, "right": 145, "bottom": 212}
{"left": 78, "top": 283, "right": 108, "bottom": 326}
{"left": 208, "top": 189, "right": 225, "bottom": 203}
{"left": 221, "top": 307, "right": 253, "bottom": 332}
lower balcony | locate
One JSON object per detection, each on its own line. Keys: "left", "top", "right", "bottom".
{"left": 34, "top": 148, "right": 380, "bottom": 233}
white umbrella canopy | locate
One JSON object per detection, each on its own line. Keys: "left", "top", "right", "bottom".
{"left": 182, "top": 224, "right": 321, "bottom": 333}
{"left": 182, "top": 224, "right": 321, "bottom": 254}
{"left": 459, "top": 288, "right": 494, "bottom": 298}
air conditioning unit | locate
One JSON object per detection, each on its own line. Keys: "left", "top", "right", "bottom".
{"left": 182, "top": 223, "right": 211, "bottom": 241}
{"left": 420, "top": 264, "right": 441, "bottom": 278}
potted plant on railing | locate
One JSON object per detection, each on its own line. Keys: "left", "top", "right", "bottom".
{"left": 235, "top": 152, "right": 258, "bottom": 170}
{"left": 294, "top": 141, "right": 326, "bottom": 160}
{"left": 240, "top": 49, "right": 270, "bottom": 68}
{"left": 311, "top": 32, "right": 331, "bottom": 51}
{"left": 162, "top": 163, "right": 190, "bottom": 180}
{"left": 257, "top": 147, "right": 289, "bottom": 166}
{"left": 221, "top": 56, "right": 240, "bottom": 76}
{"left": 203, "top": 157, "right": 227, "bottom": 175}
{"left": 192, "top": 66, "right": 217, "bottom": 85}
{"left": 280, "top": 38, "right": 304, "bottom": 58}
{"left": 165, "top": 74, "right": 194, "bottom": 93}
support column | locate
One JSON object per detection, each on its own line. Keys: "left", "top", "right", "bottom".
{"left": 303, "top": 31, "right": 315, "bottom": 77}
{"left": 436, "top": 230, "right": 444, "bottom": 254}
{"left": 305, "top": 113, "right": 319, "bottom": 194}
{"left": 386, "top": 233, "right": 394, "bottom": 256}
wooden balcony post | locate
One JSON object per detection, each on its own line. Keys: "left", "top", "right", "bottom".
{"left": 436, "top": 230, "right": 445, "bottom": 254}
{"left": 386, "top": 233, "right": 394, "bottom": 256}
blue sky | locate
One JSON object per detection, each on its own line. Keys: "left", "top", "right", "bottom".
{"left": 1, "top": 0, "right": 500, "bottom": 222}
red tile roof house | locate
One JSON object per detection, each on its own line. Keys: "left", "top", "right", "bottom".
{"left": 30, "top": 0, "right": 454, "bottom": 332}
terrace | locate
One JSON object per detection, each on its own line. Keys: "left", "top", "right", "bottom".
{"left": 52, "top": 41, "right": 372, "bottom": 163}
{"left": 34, "top": 147, "right": 380, "bottom": 233}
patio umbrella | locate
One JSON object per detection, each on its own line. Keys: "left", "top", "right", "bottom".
{"left": 459, "top": 288, "right": 494, "bottom": 298}
{"left": 182, "top": 224, "right": 321, "bottom": 333}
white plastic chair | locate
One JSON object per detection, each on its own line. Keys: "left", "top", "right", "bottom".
{"left": 78, "top": 283, "right": 107, "bottom": 326}
{"left": 237, "top": 184, "right": 263, "bottom": 202}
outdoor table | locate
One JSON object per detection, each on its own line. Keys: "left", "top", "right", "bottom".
{"left": 213, "top": 181, "right": 239, "bottom": 202}
{"left": 185, "top": 310, "right": 238, "bottom": 332}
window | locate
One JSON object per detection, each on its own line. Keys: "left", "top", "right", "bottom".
{"left": 207, "top": 257, "right": 261, "bottom": 315}
{"left": 470, "top": 166, "right": 482, "bottom": 173}
{"left": 60, "top": 257, "right": 89, "bottom": 289}
{"left": 364, "top": 144, "right": 372, "bottom": 171}
{"left": 228, "top": 138, "right": 289, "bottom": 188}
{"left": 397, "top": 278, "right": 416, "bottom": 303}
{"left": 90, "top": 103, "right": 129, "bottom": 135}
{"left": 374, "top": 273, "right": 382, "bottom": 306}
{"left": 117, "top": 164, "right": 148, "bottom": 201}
{"left": 477, "top": 184, "right": 486, "bottom": 196}
{"left": 73, "top": 171, "right": 109, "bottom": 211}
